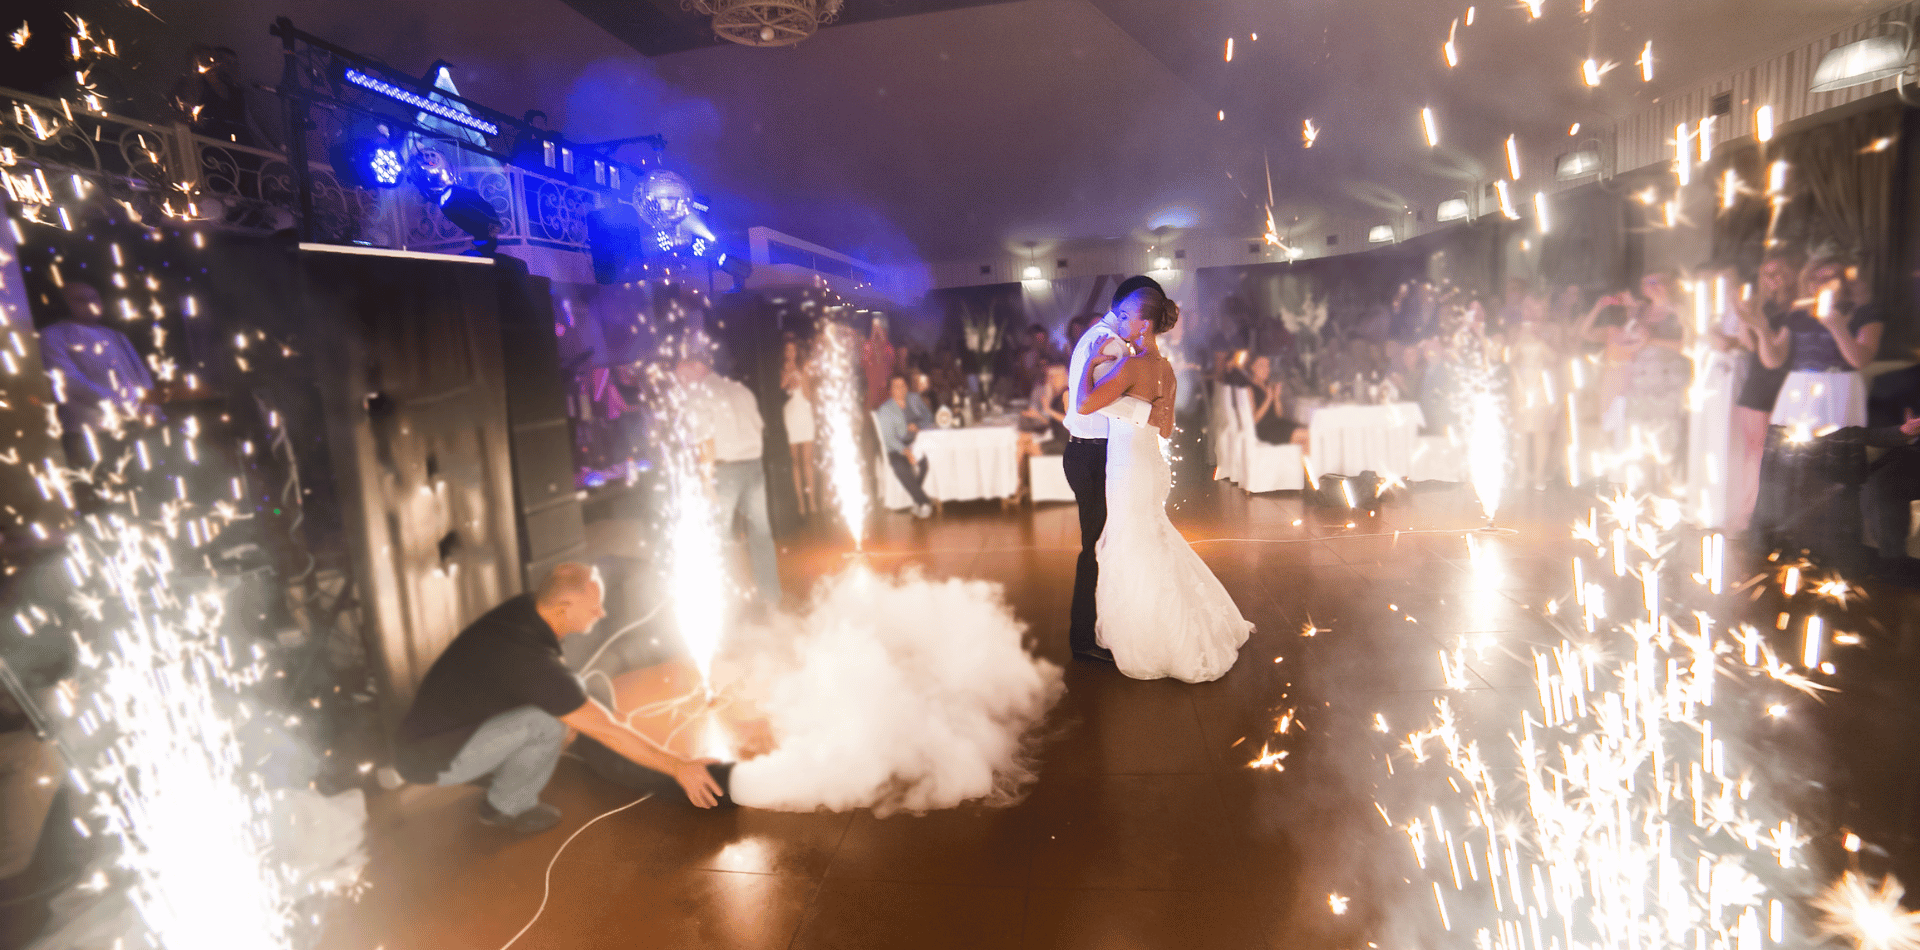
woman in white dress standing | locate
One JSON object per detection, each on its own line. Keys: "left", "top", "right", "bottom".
{"left": 1078, "top": 297, "right": 1253, "bottom": 683}
{"left": 782, "top": 338, "right": 818, "bottom": 517}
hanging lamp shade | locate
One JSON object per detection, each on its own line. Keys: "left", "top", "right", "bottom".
{"left": 1809, "top": 35, "right": 1909, "bottom": 93}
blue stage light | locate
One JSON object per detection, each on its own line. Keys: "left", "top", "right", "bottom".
{"left": 368, "top": 147, "right": 403, "bottom": 186}
{"left": 342, "top": 67, "right": 499, "bottom": 137}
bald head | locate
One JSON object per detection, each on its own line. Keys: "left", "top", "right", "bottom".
{"left": 534, "top": 562, "right": 606, "bottom": 636}
{"left": 61, "top": 283, "right": 105, "bottom": 324}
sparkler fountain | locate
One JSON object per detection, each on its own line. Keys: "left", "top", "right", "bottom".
{"left": 1465, "top": 385, "right": 1511, "bottom": 534}
{"left": 810, "top": 317, "right": 870, "bottom": 548}
{"left": 1383, "top": 488, "right": 1835, "bottom": 950}
{"left": 653, "top": 352, "right": 737, "bottom": 757}
{"left": 0, "top": 177, "right": 363, "bottom": 949}
{"left": 60, "top": 512, "right": 297, "bottom": 950}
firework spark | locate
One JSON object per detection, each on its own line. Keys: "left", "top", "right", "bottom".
{"left": 1814, "top": 872, "right": 1920, "bottom": 950}
{"left": 69, "top": 514, "right": 297, "bottom": 950}
{"left": 660, "top": 364, "right": 733, "bottom": 689}
{"left": 811, "top": 319, "right": 869, "bottom": 547}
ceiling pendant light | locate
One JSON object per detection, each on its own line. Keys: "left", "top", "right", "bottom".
{"left": 1809, "top": 25, "right": 1911, "bottom": 93}
{"left": 685, "top": 0, "right": 843, "bottom": 47}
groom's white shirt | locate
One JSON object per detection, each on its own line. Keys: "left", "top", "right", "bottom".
{"left": 1064, "top": 314, "right": 1125, "bottom": 440}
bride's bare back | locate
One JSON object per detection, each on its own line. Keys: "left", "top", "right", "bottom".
{"left": 1084, "top": 334, "right": 1177, "bottom": 437}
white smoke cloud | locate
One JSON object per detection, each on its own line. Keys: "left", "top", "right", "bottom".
{"left": 727, "top": 566, "right": 1063, "bottom": 816}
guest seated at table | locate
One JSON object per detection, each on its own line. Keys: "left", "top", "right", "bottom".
{"left": 926, "top": 346, "right": 966, "bottom": 412}
{"left": 1382, "top": 341, "right": 1422, "bottom": 401}
{"left": 1020, "top": 363, "right": 1071, "bottom": 455}
{"left": 877, "top": 374, "right": 936, "bottom": 518}
{"left": 1013, "top": 323, "right": 1061, "bottom": 394}
{"left": 1245, "top": 355, "right": 1309, "bottom": 446}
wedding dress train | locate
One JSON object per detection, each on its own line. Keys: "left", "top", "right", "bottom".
{"left": 1095, "top": 400, "right": 1253, "bottom": 682}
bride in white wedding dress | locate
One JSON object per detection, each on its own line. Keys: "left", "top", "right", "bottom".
{"left": 1078, "top": 298, "right": 1253, "bottom": 683}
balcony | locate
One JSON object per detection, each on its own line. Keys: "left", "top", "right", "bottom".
{"left": 2, "top": 87, "right": 601, "bottom": 279}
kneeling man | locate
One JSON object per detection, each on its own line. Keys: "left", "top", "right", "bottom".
{"left": 394, "top": 563, "right": 724, "bottom": 833}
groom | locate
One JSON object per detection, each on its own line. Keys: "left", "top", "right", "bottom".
{"left": 1063, "top": 276, "right": 1165, "bottom": 663}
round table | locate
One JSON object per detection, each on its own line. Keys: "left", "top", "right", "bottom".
{"left": 1306, "top": 402, "right": 1426, "bottom": 478}
{"left": 881, "top": 425, "right": 1021, "bottom": 509}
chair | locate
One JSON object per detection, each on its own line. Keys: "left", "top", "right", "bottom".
{"left": 1028, "top": 452, "right": 1075, "bottom": 503}
{"left": 1210, "top": 382, "right": 1245, "bottom": 484}
{"left": 1236, "top": 387, "right": 1305, "bottom": 493}
{"left": 872, "top": 411, "right": 915, "bottom": 511}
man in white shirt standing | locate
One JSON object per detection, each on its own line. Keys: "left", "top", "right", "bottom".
{"left": 677, "top": 347, "right": 780, "bottom": 605}
{"left": 1063, "top": 276, "right": 1166, "bottom": 663}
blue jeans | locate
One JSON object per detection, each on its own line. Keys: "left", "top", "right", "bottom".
{"left": 435, "top": 706, "right": 567, "bottom": 816}
{"left": 714, "top": 458, "right": 781, "bottom": 604}
{"left": 887, "top": 451, "right": 932, "bottom": 508}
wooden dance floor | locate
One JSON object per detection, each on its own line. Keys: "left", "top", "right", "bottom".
{"left": 323, "top": 475, "right": 1920, "bottom": 950}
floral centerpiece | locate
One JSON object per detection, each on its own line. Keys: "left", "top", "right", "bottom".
{"left": 958, "top": 299, "right": 1006, "bottom": 398}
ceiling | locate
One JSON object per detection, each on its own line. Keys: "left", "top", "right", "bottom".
{"left": 548, "top": 0, "right": 1889, "bottom": 266}
{"left": 99, "top": 0, "right": 1897, "bottom": 269}
{"left": 560, "top": 0, "right": 1032, "bottom": 56}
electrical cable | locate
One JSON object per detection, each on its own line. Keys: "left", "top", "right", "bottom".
{"left": 851, "top": 527, "right": 1483, "bottom": 559}
{"left": 494, "top": 793, "right": 652, "bottom": 950}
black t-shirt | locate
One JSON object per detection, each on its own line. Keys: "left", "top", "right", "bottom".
{"left": 1737, "top": 299, "right": 1792, "bottom": 412}
{"left": 1785, "top": 302, "right": 1879, "bottom": 373}
{"left": 394, "top": 594, "right": 589, "bottom": 783}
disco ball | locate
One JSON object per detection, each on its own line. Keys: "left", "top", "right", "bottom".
{"left": 636, "top": 169, "right": 695, "bottom": 231}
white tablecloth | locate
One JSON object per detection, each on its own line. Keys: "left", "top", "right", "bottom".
{"left": 1307, "top": 402, "right": 1426, "bottom": 478}
{"left": 881, "top": 425, "right": 1021, "bottom": 508}
{"left": 1686, "top": 350, "right": 1743, "bottom": 529}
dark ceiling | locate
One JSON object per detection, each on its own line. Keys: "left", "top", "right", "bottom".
{"left": 541, "top": 0, "right": 1887, "bottom": 266}
{"left": 559, "top": 0, "right": 1030, "bottom": 56}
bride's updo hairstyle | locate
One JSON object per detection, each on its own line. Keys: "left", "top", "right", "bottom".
{"left": 1150, "top": 297, "right": 1180, "bottom": 335}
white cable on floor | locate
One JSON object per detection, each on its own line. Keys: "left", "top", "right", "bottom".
{"left": 852, "top": 527, "right": 1479, "bottom": 559}
{"left": 495, "top": 793, "right": 652, "bottom": 950}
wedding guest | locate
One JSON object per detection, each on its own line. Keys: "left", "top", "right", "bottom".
{"left": 862, "top": 318, "right": 896, "bottom": 411}
{"left": 169, "top": 45, "right": 272, "bottom": 148}
{"left": 1012, "top": 323, "right": 1059, "bottom": 394}
{"left": 1494, "top": 277, "right": 1532, "bottom": 335}
{"left": 1245, "top": 355, "right": 1309, "bottom": 446}
{"left": 1726, "top": 249, "right": 1802, "bottom": 532}
{"left": 678, "top": 347, "right": 782, "bottom": 604}
{"left": 876, "top": 374, "right": 936, "bottom": 518}
{"left": 1509, "top": 295, "right": 1563, "bottom": 490}
{"left": 1577, "top": 291, "right": 1647, "bottom": 470}
{"left": 1066, "top": 314, "right": 1094, "bottom": 349}
{"left": 781, "top": 339, "right": 818, "bottom": 518}
{"left": 39, "top": 282, "right": 154, "bottom": 466}
{"left": 1863, "top": 365, "right": 1920, "bottom": 583}
{"left": 1754, "top": 255, "right": 1882, "bottom": 427}
{"left": 1749, "top": 255, "right": 1884, "bottom": 557}
{"left": 1020, "top": 363, "right": 1071, "bottom": 455}
{"left": 393, "top": 563, "right": 725, "bottom": 833}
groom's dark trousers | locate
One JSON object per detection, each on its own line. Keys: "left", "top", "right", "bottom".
{"left": 1063, "top": 436, "right": 1107, "bottom": 654}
